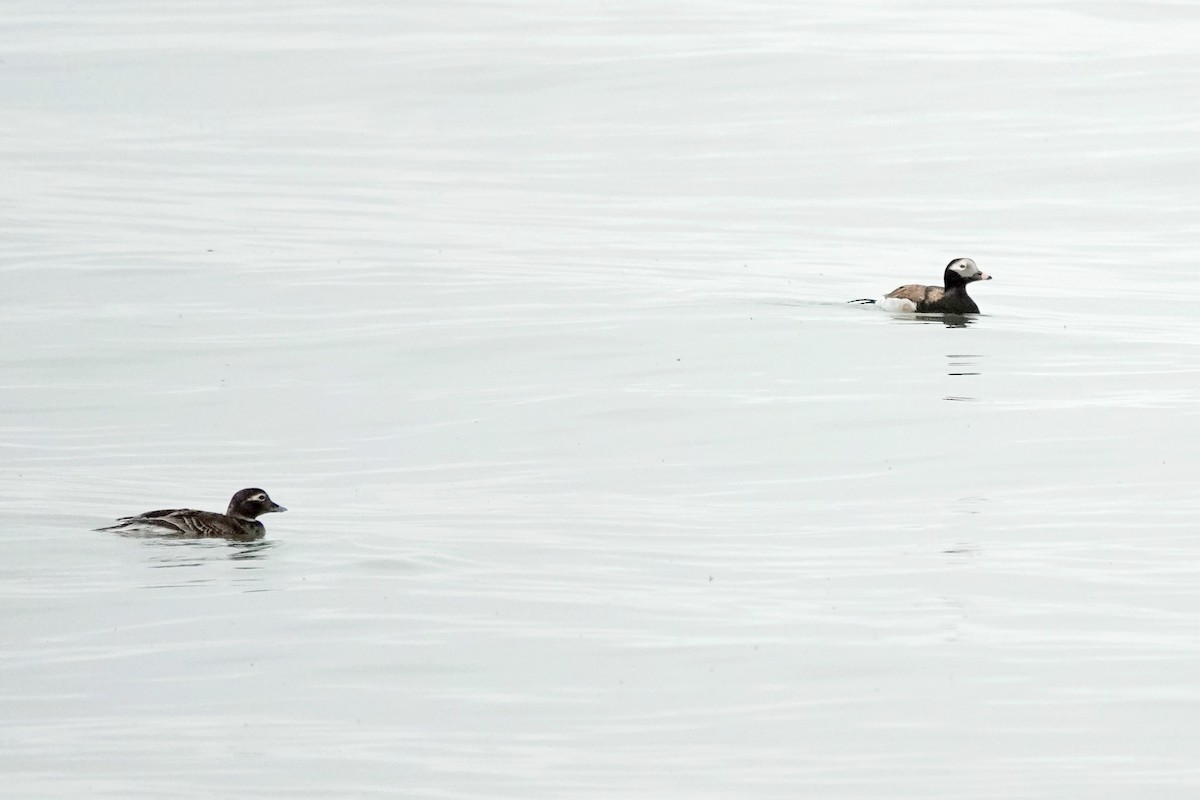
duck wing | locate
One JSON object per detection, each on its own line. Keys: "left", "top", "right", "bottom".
{"left": 98, "top": 508, "right": 235, "bottom": 537}
{"left": 97, "top": 508, "right": 187, "bottom": 532}
{"left": 885, "top": 284, "right": 944, "bottom": 304}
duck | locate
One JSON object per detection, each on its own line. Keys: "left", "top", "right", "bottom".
{"left": 858, "top": 258, "right": 992, "bottom": 314}
{"left": 98, "top": 488, "right": 286, "bottom": 540}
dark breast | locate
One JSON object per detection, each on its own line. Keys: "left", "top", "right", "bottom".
{"left": 921, "top": 290, "right": 979, "bottom": 314}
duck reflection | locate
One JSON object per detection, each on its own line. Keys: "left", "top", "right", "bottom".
{"left": 142, "top": 537, "right": 275, "bottom": 563}
{"left": 944, "top": 352, "right": 985, "bottom": 401}
{"left": 132, "top": 537, "right": 277, "bottom": 591}
{"left": 128, "top": 536, "right": 277, "bottom": 591}
{"left": 946, "top": 353, "right": 983, "bottom": 377}
{"left": 887, "top": 312, "right": 978, "bottom": 328}
{"left": 228, "top": 540, "right": 275, "bottom": 561}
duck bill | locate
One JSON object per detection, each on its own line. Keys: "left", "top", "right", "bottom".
{"left": 269, "top": 502, "right": 287, "bottom": 513}
{"left": 975, "top": 272, "right": 992, "bottom": 281}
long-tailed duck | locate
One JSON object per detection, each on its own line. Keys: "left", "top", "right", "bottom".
{"left": 98, "top": 488, "right": 286, "bottom": 540}
{"left": 859, "top": 258, "right": 992, "bottom": 314}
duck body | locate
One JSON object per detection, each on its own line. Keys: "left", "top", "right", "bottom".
{"left": 99, "top": 488, "right": 286, "bottom": 540}
{"left": 874, "top": 258, "right": 992, "bottom": 314}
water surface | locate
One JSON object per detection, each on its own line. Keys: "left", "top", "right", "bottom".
{"left": 3, "top": 1, "right": 1200, "bottom": 797}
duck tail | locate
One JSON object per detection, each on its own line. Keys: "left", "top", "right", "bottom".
{"left": 848, "top": 298, "right": 876, "bottom": 305}
{"left": 94, "top": 515, "right": 140, "bottom": 532}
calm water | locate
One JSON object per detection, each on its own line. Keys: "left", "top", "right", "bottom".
{"left": 4, "top": 1, "right": 1200, "bottom": 797}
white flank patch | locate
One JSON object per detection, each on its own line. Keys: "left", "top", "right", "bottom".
{"left": 878, "top": 296, "right": 918, "bottom": 313}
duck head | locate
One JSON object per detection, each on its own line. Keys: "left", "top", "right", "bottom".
{"left": 944, "top": 257, "right": 991, "bottom": 287}
{"left": 227, "top": 488, "right": 287, "bottom": 519}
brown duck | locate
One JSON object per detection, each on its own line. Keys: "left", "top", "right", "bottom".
{"left": 98, "top": 488, "right": 286, "bottom": 540}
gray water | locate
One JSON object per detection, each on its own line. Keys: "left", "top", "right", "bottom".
{"left": 4, "top": 2, "right": 1200, "bottom": 797}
